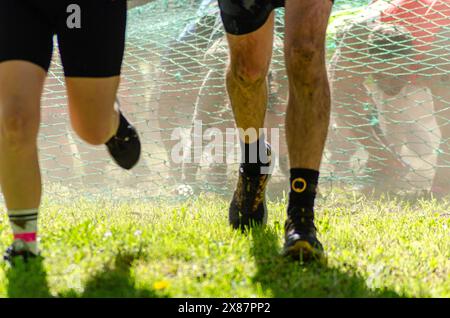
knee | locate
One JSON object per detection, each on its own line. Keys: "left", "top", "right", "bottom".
{"left": 227, "top": 58, "right": 268, "bottom": 89}
{"left": 286, "top": 40, "right": 326, "bottom": 81}
{"left": 0, "top": 97, "right": 39, "bottom": 150}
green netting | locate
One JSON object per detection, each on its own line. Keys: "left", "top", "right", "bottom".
{"left": 327, "top": 0, "right": 449, "bottom": 195}
{"left": 38, "top": 0, "right": 449, "bottom": 201}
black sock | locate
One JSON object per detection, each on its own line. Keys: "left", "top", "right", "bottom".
{"left": 288, "top": 168, "right": 319, "bottom": 212}
{"left": 240, "top": 136, "right": 271, "bottom": 176}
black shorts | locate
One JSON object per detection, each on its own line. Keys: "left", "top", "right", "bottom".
{"left": 0, "top": 0, "right": 127, "bottom": 77}
{"left": 218, "top": 0, "right": 334, "bottom": 35}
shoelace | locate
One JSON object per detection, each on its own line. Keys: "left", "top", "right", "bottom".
{"left": 288, "top": 208, "right": 317, "bottom": 234}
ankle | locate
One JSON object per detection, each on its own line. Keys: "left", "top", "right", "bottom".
{"left": 240, "top": 139, "right": 271, "bottom": 176}
{"left": 288, "top": 168, "right": 319, "bottom": 211}
{"left": 8, "top": 208, "right": 39, "bottom": 255}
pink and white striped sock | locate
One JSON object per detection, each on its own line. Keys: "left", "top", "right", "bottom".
{"left": 8, "top": 209, "right": 39, "bottom": 255}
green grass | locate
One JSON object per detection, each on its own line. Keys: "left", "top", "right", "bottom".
{"left": 0, "top": 191, "right": 449, "bottom": 298}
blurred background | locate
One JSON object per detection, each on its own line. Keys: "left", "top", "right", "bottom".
{"left": 36, "top": 0, "right": 449, "bottom": 202}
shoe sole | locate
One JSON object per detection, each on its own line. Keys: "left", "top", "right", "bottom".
{"left": 107, "top": 137, "right": 141, "bottom": 170}
{"left": 283, "top": 240, "right": 326, "bottom": 263}
{"left": 229, "top": 200, "right": 268, "bottom": 232}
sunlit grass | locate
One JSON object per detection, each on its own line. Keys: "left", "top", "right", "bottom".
{"left": 0, "top": 191, "right": 448, "bottom": 297}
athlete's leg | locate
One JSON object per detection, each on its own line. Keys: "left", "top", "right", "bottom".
{"left": 284, "top": 0, "right": 331, "bottom": 170}
{"left": 0, "top": 0, "right": 55, "bottom": 261}
{"left": 58, "top": 0, "right": 140, "bottom": 170}
{"left": 219, "top": 0, "right": 278, "bottom": 230}
{"left": 0, "top": 63, "right": 46, "bottom": 262}
{"left": 0, "top": 62, "right": 45, "bottom": 213}
{"left": 282, "top": 0, "right": 332, "bottom": 260}
{"left": 225, "top": 15, "right": 274, "bottom": 141}
{"left": 0, "top": 66, "right": 46, "bottom": 262}
{"left": 66, "top": 77, "right": 120, "bottom": 145}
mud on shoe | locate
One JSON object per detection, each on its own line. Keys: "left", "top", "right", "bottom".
{"left": 229, "top": 144, "right": 272, "bottom": 231}
{"left": 282, "top": 207, "right": 325, "bottom": 262}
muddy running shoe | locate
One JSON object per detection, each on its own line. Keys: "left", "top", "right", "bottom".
{"left": 3, "top": 240, "right": 39, "bottom": 266}
{"left": 229, "top": 146, "right": 272, "bottom": 231}
{"left": 105, "top": 101, "right": 141, "bottom": 170}
{"left": 282, "top": 207, "right": 325, "bottom": 262}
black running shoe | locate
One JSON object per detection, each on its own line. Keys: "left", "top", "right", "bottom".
{"left": 106, "top": 111, "right": 141, "bottom": 170}
{"left": 4, "top": 242, "right": 38, "bottom": 266}
{"left": 229, "top": 148, "right": 272, "bottom": 231}
{"left": 282, "top": 207, "right": 325, "bottom": 262}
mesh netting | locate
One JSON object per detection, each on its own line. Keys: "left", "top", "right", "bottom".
{"left": 37, "top": 0, "right": 449, "bottom": 201}
{"left": 327, "top": 0, "right": 449, "bottom": 195}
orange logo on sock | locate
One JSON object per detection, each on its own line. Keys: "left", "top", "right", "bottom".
{"left": 292, "top": 178, "right": 307, "bottom": 193}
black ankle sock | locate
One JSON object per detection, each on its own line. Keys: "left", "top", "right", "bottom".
{"left": 240, "top": 136, "right": 271, "bottom": 176}
{"left": 288, "top": 168, "right": 319, "bottom": 211}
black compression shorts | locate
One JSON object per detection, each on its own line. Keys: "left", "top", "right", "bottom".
{"left": 218, "top": 0, "right": 334, "bottom": 35}
{"left": 0, "top": 0, "right": 127, "bottom": 77}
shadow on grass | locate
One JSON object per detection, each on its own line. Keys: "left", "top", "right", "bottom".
{"left": 249, "top": 226, "right": 402, "bottom": 298}
{"left": 6, "top": 256, "right": 52, "bottom": 298}
{"left": 59, "top": 252, "right": 166, "bottom": 298}
{"left": 7, "top": 252, "right": 166, "bottom": 298}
